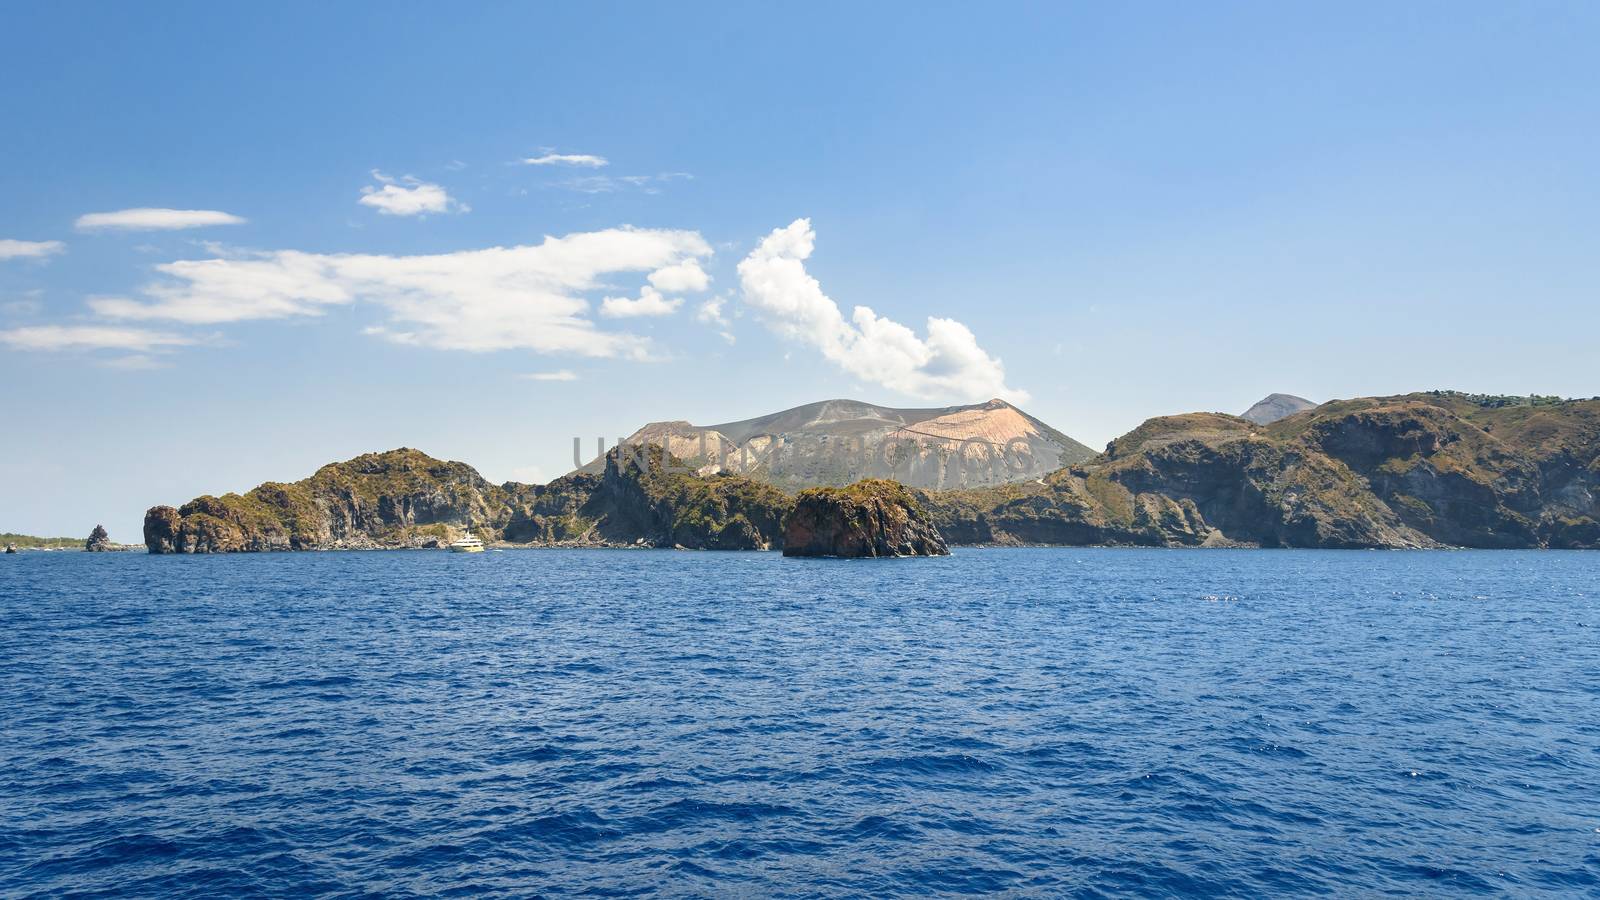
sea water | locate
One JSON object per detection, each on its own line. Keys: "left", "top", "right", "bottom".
{"left": 2, "top": 549, "right": 1597, "bottom": 896}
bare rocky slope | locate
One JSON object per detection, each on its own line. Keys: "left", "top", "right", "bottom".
{"left": 1240, "top": 393, "right": 1317, "bottom": 424}
{"left": 577, "top": 398, "right": 1096, "bottom": 491}
{"left": 144, "top": 391, "right": 1600, "bottom": 553}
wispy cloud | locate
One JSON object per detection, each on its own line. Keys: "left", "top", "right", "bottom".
{"left": 99, "top": 353, "right": 170, "bottom": 371}
{"left": 521, "top": 370, "right": 579, "bottom": 382}
{"left": 75, "top": 209, "right": 246, "bottom": 232}
{"left": 695, "top": 295, "right": 737, "bottom": 346}
{"left": 0, "top": 239, "right": 67, "bottom": 260}
{"left": 0, "top": 325, "right": 195, "bottom": 353}
{"left": 737, "top": 218, "right": 1027, "bottom": 403}
{"left": 91, "top": 228, "right": 713, "bottom": 358}
{"left": 554, "top": 172, "right": 691, "bottom": 195}
{"left": 695, "top": 295, "right": 728, "bottom": 326}
{"left": 358, "top": 170, "right": 469, "bottom": 217}
{"left": 523, "top": 152, "right": 608, "bottom": 167}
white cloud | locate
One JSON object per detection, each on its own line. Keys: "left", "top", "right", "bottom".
{"left": 736, "top": 218, "right": 1027, "bottom": 403}
{"left": 75, "top": 209, "right": 247, "bottom": 231}
{"left": 358, "top": 171, "right": 468, "bottom": 216}
{"left": 0, "top": 325, "right": 195, "bottom": 353}
{"left": 92, "top": 227, "right": 712, "bottom": 358}
{"left": 0, "top": 239, "right": 66, "bottom": 261}
{"left": 648, "top": 259, "right": 710, "bottom": 293}
{"left": 523, "top": 153, "right": 608, "bottom": 167}
{"left": 522, "top": 370, "right": 578, "bottom": 381}
{"left": 599, "top": 285, "right": 682, "bottom": 319}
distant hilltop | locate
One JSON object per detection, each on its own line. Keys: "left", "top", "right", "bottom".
{"left": 1240, "top": 393, "right": 1317, "bottom": 424}
{"left": 577, "top": 397, "right": 1097, "bottom": 491}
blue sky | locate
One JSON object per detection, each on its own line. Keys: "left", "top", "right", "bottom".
{"left": 3, "top": 2, "right": 1598, "bottom": 541}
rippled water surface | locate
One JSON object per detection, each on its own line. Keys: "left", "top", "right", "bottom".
{"left": 2, "top": 549, "right": 1599, "bottom": 896}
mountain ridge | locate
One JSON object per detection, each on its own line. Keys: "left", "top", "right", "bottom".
{"left": 141, "top": 390, "right": 1600, "bottom": 553}
{"left": 580, "top": 397, "right": 1097, "bottom": 492}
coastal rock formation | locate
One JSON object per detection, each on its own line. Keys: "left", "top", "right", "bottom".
{"left": 579, "top": 398, "right": 1096, "bottom": 491}
{"left": 85, "top": 525, "right": 112, "bottom": 552}
{"left": 925, "top": 392, "right": 1600, "bottom": 549}
{"left": 1241, "top": 393, "right": 1317, "bottom": 425}
{"left": 783, "top": 480, "right": 949, "bottom": 558}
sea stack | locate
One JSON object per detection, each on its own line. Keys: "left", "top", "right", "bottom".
{"left": 783, "top": 479, "right": 949, "bottom": 558}
{"left": 85, "top": 525, "right": 112, "bottom": 552}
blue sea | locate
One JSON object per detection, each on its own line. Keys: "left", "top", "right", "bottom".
{"left": 2, "top": 549, "right": 1598, "bottom": 897}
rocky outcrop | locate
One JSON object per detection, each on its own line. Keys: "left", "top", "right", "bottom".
{"left": 783, "top": 480, "right": 949, "bottom": 558}
{"left": 85, "top": 525, "right": 112, "bottom": 552}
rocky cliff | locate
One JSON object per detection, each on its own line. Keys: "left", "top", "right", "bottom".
{"left": 924, "top": 392, "right": 1600, "bottom": 549}
{"left": 784, "top": 480, "right": 949, "bottom": 558}
{"left": 574, "top": 445, "right": 791, "bottom": 550}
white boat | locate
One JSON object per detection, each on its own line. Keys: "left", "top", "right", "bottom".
{"left": 448, "top": 535, "right": 485, "bottom": 553}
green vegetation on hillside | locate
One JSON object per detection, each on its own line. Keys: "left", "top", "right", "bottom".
{"left": 1423, "top": 390, "right": 1588, "bottom": 409}
{"left": 0, "top": 533, "right": 81, "bottom": 550}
